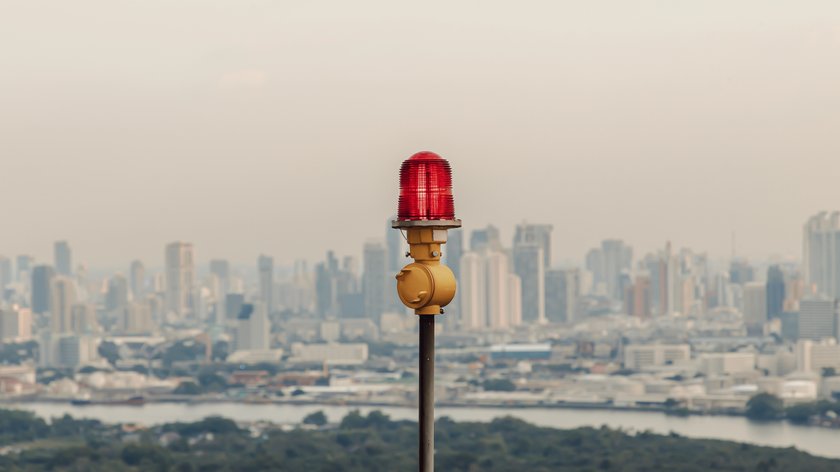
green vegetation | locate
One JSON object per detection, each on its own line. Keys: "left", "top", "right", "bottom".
{"left": 746, "top": 393, "right": 784, "bottom": 421}
{"left": 302, "top": 411, "right": 327, "bottom": 427}
{"left": 0, "top": 408, "right": 836, "bottom": 471}
{"left": 482, "top": 378, "right": 517, "bottom": 392}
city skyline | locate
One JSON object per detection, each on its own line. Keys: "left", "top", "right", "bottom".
{"left": 3, "top": 1, "right": 839, "bottom": 266}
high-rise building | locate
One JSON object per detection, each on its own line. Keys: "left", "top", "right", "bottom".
{"left": 470, "top": 225, "right": 501, "bottom": 252}
{"left": 545, "top": 268, "right": 579, "bottom": 323}
{"left": 0, "top": 307, "right": 32, "bottom": 341}
{"left": 803, "top": 212, "right": 840, "bottom": 298}
{"left": 225, "top": 293, "right": 245, "bottom": 321}
{"left": 458, "top": 249, "right": 522, "bottom": 330}
{"left": 743, "top": 282, "right": 768, "bottom": 335}
{"left": 50, "top": 276, "right": 77, "bottom": 334}
{"left": 798, "top": 297, "right": 837, "bottom": 340}
{"left": 0, "top": 256, "right": 11, "bottom": 296}
{"left": 105, "top": 274, "right": 129, "bottom": 314}
{"left": 165, "top": 242, "right": 195, "bottom": 318}
{"left": 386, "top": 216, "right": 405, "bottom": 273}
{"left": 15, "top": 255, "right": 33, "bottom": 283}
{"left": 459, "top": 252, "right": 485, "bottom": 329}
{"left": 258, "top": 255, "right": 274, "bottom": 315}
{"left": 236, "top": 303, "right": 270, "bottom": 351}
{"left": 729, "top": 259, "right": 755, "bottom": 285}
{"left": 625, "top": 274, "right": 652, "bottom": 318}
{"left": 209, "top": 259, "right": 231, "bottom": 320}
{"left": 70, "top": 303, "right": 99, "bottom": 334}
{"left": 602, "top": 239, "right": 633, "bottom": 301}
{"left": 766, "top": 265, "right": 786, "bottom": 319}
{"left": 54, "top": 241, "right": 72, "bottom": 276}
{"left": 120, "top": 300, "right": 155, "bottom": 334}
{"left": 315, "top": 251, "right": 339, "bottom": 317}
{"left": 514, "top": 223, "right": 553, "bottom": 267}
{"left": 362, "top": 241, "right": 387, "bottom": 321}
{"left": 129, "top": 260, "right": 145, "bottom": 299}
{"left": 444, "top": 228, "right": 463, "bottom": 327}
{"left": 31, "top": 265, "right": 56, "bottom": 315}
{"left": 513, "top": 243, "right": 545, "bottom": 324}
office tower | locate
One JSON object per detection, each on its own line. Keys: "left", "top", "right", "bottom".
{"left": 601, "top": 239, "right": 633, "bottom": 301}
{"left": 729, "top": 259, "right": 755, "bottom": 285}
{"left": 625, "top": 274, "right": 652, "bottom": 318}
{"left": 315, "top": 251, "right": 339, "bottom": 317}
{"left": 120, "top": 300, "right": 154, "bottom": 334}
{"left": 54, "top": 241, "right": 72, "bottom": 276}
{"left": 0, "top": 256, "right": 11, "bottom": 295}
{"left": 514, "top": 223, "right": 553, "bottom": 267}
{"left": 803, "top": 212, "right": 840, "bottom": 298}
{"left": 165, "top": 242, "right": 195, "bottom": 318}
{"left": 444, "top": 228, "right": 463, "bottom": 327}
{"left": 743, "top": 282, "right": 768, "bottom": 335}
{"left": 129, "top": 260, "right": 145, "bottom": 299}
{"left": 546, "top": 268, "right": 579, "bottom": 323}
{"left": 766, "top": 265, "right": 786, "bottom": 319}
{"left": 70, "top": 303, "right": 98, "bottom": 334}
{"left": 798, "top": 297, "right": 837, "bottom": 340}
{"left": 0, "top": 307, "right": 32, "bottom": 341}
{"left": 209, "top": 259, "right": 230, "bottom": 319}
{"left": 513, "top": 244, "right": 545, "bottom": 324}
{"left": 362, "top": 241, "right": 387, "bottom": 321}
{"left": 585, "top": 248, "right": 604, "bottom": 293}
{"left": 470, "top": 225, "right": 501, "bottom": 252}
{"left": 386, "top": 216, "right": 405, "bottom": 273}
{"left": 485, "top": 251, "right": 511, "bottom": 329}
{"left": 105, "top": 274, "right": 129, "bottom": 313}
{"left": 236, "top": 302, "right": 270, "bottom": 351}
{"left": 15, "top": 255, "right": 33, "bottom": 283}
{"left": 459, "top": 252, "right": 485, "bottom": 329}
{"left": 258, "top": 255, "right": 274, "bottom": 315}
{"left": 31, "top": 265, "right": 55, "bottom": 315}
{"left": 507, "top": 273, "right": 522, "bottom": 326}
{"left": 225, "top": 293, "right": 245, "bottom": 322}
{"left": 49, "top": 276, "right": 76, "bottom": 334}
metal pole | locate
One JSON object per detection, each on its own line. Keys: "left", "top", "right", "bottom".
{"left": 419, "top": 314, "right": 435, "bottom": 472}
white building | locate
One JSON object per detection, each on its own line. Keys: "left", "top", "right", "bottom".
{"left": 290, "top": 343, "right": 368, "bottom": 365}
{"left": 459, "top": 250, "right": 522, "bottom": 330}
{"left": 165, "top": 241, "right": 195, "bottom": 318}
{"left": 699, "top": 352, "right": 756, "bottom": 376}
{"left": 796, "top": 339, "right": 840, "bottom": 374}
{"left": 236, "top": 302, "right": 270, "bottom": 351}
{"left": 0, "top": 306, "right": 31, "bottom": 342}
{"left": 742, "top": 282, "right": 767, "bottom": 335}
{"left": 623, "top": 344, "right": 691, "bottom": 370}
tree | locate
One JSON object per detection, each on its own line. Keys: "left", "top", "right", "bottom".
{"left": 482, "top": 379, "right": 516, "bottom": 392}
{"left": 302, "top": 411, "right": 327, "bottom": 427}
{"left": 746, "top": 393, "right": 784, "bottom": 421}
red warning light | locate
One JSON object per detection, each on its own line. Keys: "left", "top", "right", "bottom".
{"left": 397, "top": 151, "right": 456, "bottom": 221}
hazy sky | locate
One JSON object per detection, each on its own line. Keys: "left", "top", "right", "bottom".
{"left": 2, "top": 1, "right": 839, "bottom": 269}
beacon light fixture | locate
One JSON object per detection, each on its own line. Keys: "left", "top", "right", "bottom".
{"left": 391, "top": 151, "right": 460, "bottom": 472}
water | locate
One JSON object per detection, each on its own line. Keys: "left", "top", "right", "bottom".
{"left": 9, "top": 402, "right": 840, "bottom": 459}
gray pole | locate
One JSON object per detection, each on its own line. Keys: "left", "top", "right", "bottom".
{"left": 418, "top": 314, "right": 435, "bottom": 472}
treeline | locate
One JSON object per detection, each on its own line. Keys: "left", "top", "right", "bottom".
{"left": 747, "top": 393, "right": 840, "bottom": 424}
{"left": 0, "top": 408, "right": 837, "bottom": 471}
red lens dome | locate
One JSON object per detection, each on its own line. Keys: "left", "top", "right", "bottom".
{"left": 397, "top": 151, "right": 455, "bottom": 221}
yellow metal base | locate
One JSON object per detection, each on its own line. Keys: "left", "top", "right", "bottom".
{"left": 394, "top": 228, "right": 456, "bottom": 315}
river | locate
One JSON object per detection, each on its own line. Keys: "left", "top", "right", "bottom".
{"left": 8, "top": 402, "right": 840, "bottom": 459}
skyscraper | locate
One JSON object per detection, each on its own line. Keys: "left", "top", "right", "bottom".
{"left": 50, "top": 276, "right": 77, "bottom": 333}
{"left": 766, "top": 265, "right": 786, "bottom": 319}
{"left": 601, "top": 239, "right": 633, "bottom": 301}
{"left": 444, "top": 228, "right": 463, "bottom": 327}
{"left": 236, "top": 302, "right": 270, "bottom": 351}
{"left": 798, "top": 297, "right": 837, "bottom": 340}
{"left": 209, "top": 259, "right": 231, "bottom": 320}
{"left": 625, "top": 274, "right": 652, "bottom": 318}
{"left": 16, "top": 255, "right": 33, "bottom": 283}
{"left": 105, "top": 274, "right": 129, "bottom": 314}
{"left": 459, "top": 252, "right": 485, "bottom": 329}
{"left": 362, "top": 242, "right": 387, "bottom": 322}
{"left": 458, "top": 249, "right": 522, "bottom": 330}
{"left": 514, "top": 223, "right": 553, "bottom": 267}
{"left": 512, "top": 244, "right": 545, "bottom": 324}
{"left": 470, "top": 225, "right": 501, "bottom": 252}
{"left": 0, "top": 256, "right": 11, "bottom": 297}
{"left": 743, "top": 282, "right": 767, "bottom": 335}
{"left": 54, "top": 241, "right": 72, "bottom": 276}
{"left": 165, "top": 242, "right": 195, "bottom": 318}
{"left": 803, "top": 212, "right": 840, "bottom": 299}
{"left": 129, "top": 260, "right": 145, "bottom": 300}
{"left": 386, "top": 216, "right": 405, "bottom": 273}
{"left": 546, "top": 268, "right": 579, "bottom": 323}
{"left": 258, "top": 255, "right": 274, "bottom": 315}
{"left": 31, "top": 265, "right": 55, "bottom": 315}
{"left": 70, "top": 303, "right": 99, "bottom": 334}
